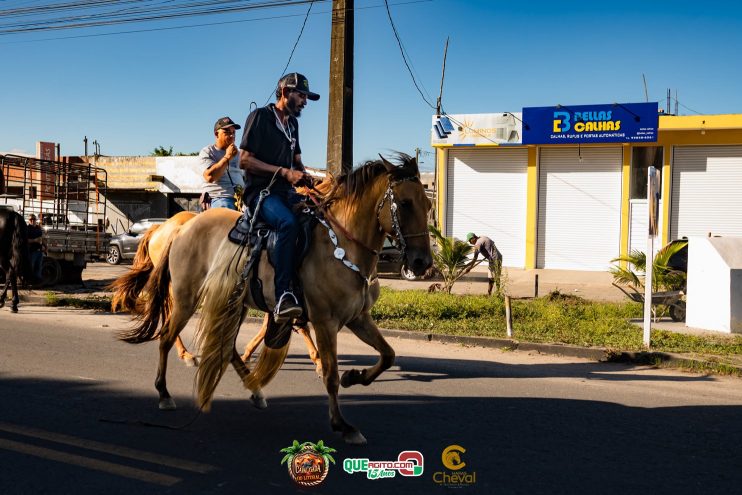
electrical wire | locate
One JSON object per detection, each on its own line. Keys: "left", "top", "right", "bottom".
{"left": 383, "top": 0, "right": 435, "bottom": 109}
{"left": 0, "top": 0, "right": 431, "bottom": 43}
{"left": 264, "top": 0, "right": 314, "bottom": 105}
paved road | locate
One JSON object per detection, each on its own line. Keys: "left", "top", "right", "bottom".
{"left": 1, "top": 307, "right": 741, "bottom": 494}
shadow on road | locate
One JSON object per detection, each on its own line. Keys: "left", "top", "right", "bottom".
{"left": 0, "top": 366, "right": 740, "bottom": 495}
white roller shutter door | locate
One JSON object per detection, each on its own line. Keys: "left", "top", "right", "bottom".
{"left": 446, "top": 148, "right": 528, "bottom": 267}
{"left": 671, "top": 146, "right": 742, "bottom": 239}
{"left": 537, "top": 147, "right": 622, "bottom": 270}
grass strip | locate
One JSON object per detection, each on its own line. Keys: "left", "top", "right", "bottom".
{"left": 371, "top": 288, "right": 742, "bottom": 356}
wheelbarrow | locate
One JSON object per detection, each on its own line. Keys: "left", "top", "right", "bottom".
{"left": 612, "top": 283, "right": 686, "bottom": 322}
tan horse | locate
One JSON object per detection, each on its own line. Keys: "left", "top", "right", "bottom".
{"left": 122, "top": 155, "right": 432, "bottom": 445}
{"left": 109, "top": 211, "right": 322, "bottom": 372}
{"left": 110, "top": 212, "right": 199, "bottom": 365}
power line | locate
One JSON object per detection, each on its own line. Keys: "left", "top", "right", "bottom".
{"left": 264, "top": 0, "right": 314, "bottom": 105}
{"left": 383, "top": 0, "right": 435, "bottom": 109}
{"left": 0, "top": 0, "right": 323, "bottom": 35}
{"left": 654, "top": 94, "right": 703, "bottom": 115}
{"left": 0, "top": 0, "right": 431, "bottom": 43}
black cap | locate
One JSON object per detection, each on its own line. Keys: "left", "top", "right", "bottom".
{"left": 279, "top": 72, "right": 320, "bottom": 101}
{"left": 214, "top": 116, "right": 241, "bottom": 132}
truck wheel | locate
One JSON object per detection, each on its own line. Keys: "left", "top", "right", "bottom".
{"left": 669, "top": 301, "right": 686, "bottom": 322}
{"left": 41, "top": 259, "right": 62, "bottom": 287}
{"left": 106, "top": 245, "right": 121, "bottom": 265}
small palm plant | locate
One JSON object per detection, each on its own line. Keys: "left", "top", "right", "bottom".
{"left": 428, "top": 225, "right": 478, "bottom": 294}
{"left": 610, "top": 240, "right": 688, "bottom": 294}
{"left": 280, "top": 440, "right": 336, "bottom": 468}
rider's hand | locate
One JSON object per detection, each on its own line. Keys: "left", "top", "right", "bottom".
{"left": 282, "top": 168, "right": 308, "bottom": 186}
{"left": 225, "top": 143, "right": 238, "bottom": 160}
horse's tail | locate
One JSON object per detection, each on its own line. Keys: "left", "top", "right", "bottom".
{"left": 242, "top": 339, "right": 290, "bottom": 392}
{"left": 194, "top": 238, "right": 251, "bottom": 412}
{"left": 109, "top": 225, "right": 161, "bottom": 313}
{"left": 12, "top": 212, "right": 31, "bottom": 283}
{"left": 118, "top": 229, "right": 175, "bottom": 344}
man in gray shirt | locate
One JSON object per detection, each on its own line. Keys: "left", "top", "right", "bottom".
{"left": 466, "top": 232, "right": 503, "bottom": 296}
{"left": 199, "top": 116, "right": 245, "bottom": 210}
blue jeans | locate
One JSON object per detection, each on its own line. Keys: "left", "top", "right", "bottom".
{"left": 210, "top": 196, "right": 236, "bottom": 210}
{"left": 30, "top": 251, "right": 43, "bottom": 281}
{"left": 252, "top": 191, "right": 301, "bottom": 300}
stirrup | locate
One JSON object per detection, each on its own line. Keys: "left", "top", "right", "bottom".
{"left": 274, "top": 291, "right": 302, "bottom": 323}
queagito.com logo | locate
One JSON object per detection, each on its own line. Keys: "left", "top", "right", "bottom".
{"left": 343, "top": 451, "right": 424, "bottom": 480}
{"left": 433, "top": 444, "right": 477, "bottom": 487}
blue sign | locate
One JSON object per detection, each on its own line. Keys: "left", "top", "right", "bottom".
{"left": 522, "top": 102, "right": 658, "bottom": 144}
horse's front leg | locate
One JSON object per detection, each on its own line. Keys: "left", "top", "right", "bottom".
{"left": 313, "top": 319, "right": 366, "bottom": 445}
{"left": 174, "top": 335, "right": 198, "bottom": 367}
{"left": 296, "top": 323, "right": 322, "bottom": 376}
{"left": 341, "top": 313, "right": 395, "bottom": 388}
{"left": 241, "top": 313, "right": 269, "bottom": 364}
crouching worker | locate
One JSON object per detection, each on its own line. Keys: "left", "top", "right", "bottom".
{"left": 237, "top": 72, "right": 319, "bottom": 323}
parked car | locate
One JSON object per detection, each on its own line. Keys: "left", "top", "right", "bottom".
{"left": 106, "top": 218, "right": 167, "bottom": 265}
{"left": 377, "top": 237, "right": 437, "bottom": 280}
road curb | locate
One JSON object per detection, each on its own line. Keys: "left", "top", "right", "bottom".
{"left": 17, "top": 294, "right": 741, "bottom": 375}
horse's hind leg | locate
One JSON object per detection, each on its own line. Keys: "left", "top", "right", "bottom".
{"left": 9, "top": 270, "right": 19, "bottom": 313}
{"left": 0, "top": 275, "right": 9, "bottom": 308}
{"left": 232, "top": 308, "right": 267, "bottom": 409}
{"left": 313, "top": 319, "right": 366, "bottom": 445}
{"left": 341, "top": 313, "right": 395, "bottom": 388}
{"left": 155, "top": 300, "right": 196, "bottom": 410}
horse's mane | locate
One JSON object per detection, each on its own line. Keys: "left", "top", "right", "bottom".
{"left": 320, "top": 153, "right": 420, "bottom": 207}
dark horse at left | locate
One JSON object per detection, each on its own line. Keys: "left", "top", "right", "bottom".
{"left": 0, "top": 209, "right": 31, "bottom": 312}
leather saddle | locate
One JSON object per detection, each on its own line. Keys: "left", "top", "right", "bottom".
{"left": 226, "top": 206, "right": 317, "bottom": 348}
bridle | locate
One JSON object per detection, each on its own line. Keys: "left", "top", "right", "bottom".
{"left": 306, "top": 173, "right": 428, "bottom": 285}
{"left": 375, "top": 175, "right": 429, "bottom": 261}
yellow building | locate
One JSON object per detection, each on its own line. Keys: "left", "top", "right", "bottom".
{"left": 433, "top": 112, "right": 742, "bottom": 271}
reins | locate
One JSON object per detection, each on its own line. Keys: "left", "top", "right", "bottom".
{"left": 305, "top": 172, "right": 428, "bottom": 284}
{"left": 306, "top": 188, "right": 379, "bottom": 256}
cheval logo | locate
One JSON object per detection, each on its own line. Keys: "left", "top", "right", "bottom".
{"left": 434, "top": 444, "right": 476, "bottom": 487}
{"left": 553, "top": 110, "right": 621, "bottom": 133}
{"left": 343, "top": 451, "right": 424, "bottom": 479}
{"left": 280, "top": 440, "right": 335, "bottom": 487}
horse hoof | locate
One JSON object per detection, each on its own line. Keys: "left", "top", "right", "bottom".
{"left": 0, "top": 300, "right": 5, "bottom": 308}
{"left": 250, "top": 394, "right": 268, "bottom": 410}
{"left": 184, "top": 355, "right": 199, "bottom": 368}
{"left": 11, "top": 306, "right": 18, "bottom": 313}
{"left": 315, "top": 364, "right": 323, "bottom": 377}
{"left": 340, "top": 369, "right": 361, "bottom": 388}
{"left": 159, "top": 398, "right": 177, "bottom": 410}
{"left": 343, "top": 430, "right": 367, "bottom": 445}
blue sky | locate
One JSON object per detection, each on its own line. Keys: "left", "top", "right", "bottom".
{"left": 2, "top": 0, "right": 741, "bottom": 171}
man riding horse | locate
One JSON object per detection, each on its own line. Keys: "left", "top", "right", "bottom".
{"left": 236, "top": 72, "right": 319, "bottom": 324}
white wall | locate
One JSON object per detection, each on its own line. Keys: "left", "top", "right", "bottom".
{"left": 686, "top": 236, "right": 742, "bottom": 333}
{"left": 155, "top": 156, "right": 204, "bottom": 194}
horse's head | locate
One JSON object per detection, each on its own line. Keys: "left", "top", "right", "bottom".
{"left": 376, "top": 154, "right": 433, "bottom": 277}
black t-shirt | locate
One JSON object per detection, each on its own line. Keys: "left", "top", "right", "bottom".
{"left": 27, "top": 225, "right": 43, "bottom": 252}
{"left": 239, "top": 104, "right": 302, "bottom": 193}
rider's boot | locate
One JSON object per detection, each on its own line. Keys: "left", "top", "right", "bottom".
{"left": 274, "top": 291, "right": 303, "bottom": 324}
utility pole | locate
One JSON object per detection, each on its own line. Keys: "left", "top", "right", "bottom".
{"left": 326, "top": 0, "right": 354, "bottom": 177}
